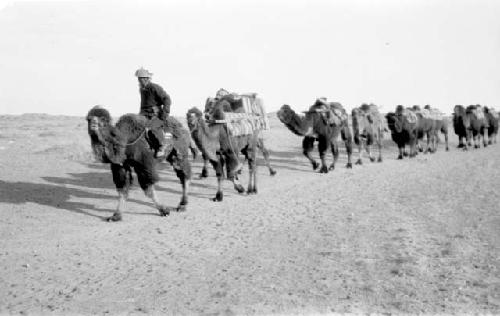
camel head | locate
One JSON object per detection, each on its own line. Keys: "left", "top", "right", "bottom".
{"left": 186, "top": 107, "right": 204, "bottom": 132}
{"left": 277, "top": 104, "right": 318, "bottom": 137}
{"left": 204, "top": 97, "right": 217, "bottom": 120}
{"left": 385, "top": 112, "right": 406, "bottom": 133}
{"left": 86, "top": 106, "right": 115, "bottom": 163}
{"left": 86, "top": 106, "right": 112, "bottom": 134}
{"left": 453, "top": 105, "right": 470, "bottom": 129}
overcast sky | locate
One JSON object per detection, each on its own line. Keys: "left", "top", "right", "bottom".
{"left": 0, "top": 0, "right": 499, "bottom": 116}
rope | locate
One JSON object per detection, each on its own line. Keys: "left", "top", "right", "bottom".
{"left": 125, "top": 129, "right": 147, "bottom": 146}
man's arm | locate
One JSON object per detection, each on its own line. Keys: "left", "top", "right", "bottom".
{"left": 154, "top": 84, "right": 171, "bottom": 119}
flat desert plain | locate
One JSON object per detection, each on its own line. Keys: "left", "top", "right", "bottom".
{"left": 0, "top": 113, "right": 499, "bottom": 315}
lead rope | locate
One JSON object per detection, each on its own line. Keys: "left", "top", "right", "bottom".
{"left": 125, "top": 129, "right": 147, "bottom": 146}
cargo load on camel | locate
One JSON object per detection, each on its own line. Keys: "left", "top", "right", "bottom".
{"left": 205, "top": 90, "right": 270, "bottom": 137}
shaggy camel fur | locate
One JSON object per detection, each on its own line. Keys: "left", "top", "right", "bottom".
{"left": 277, "top": 103, "right": 353, "bottom": 173}
{"left": 86, "top": 106, "right": 191, "bottom": 221}
{"left": 199, "top": 97, "right": 277, "bottom": 178}
{"left": 351, "top": 103, "right": 386, "bottom": 164}
{"left": 385, "top": 105, "right": 418, "bottom": 160}
{"left": 483, "top": 106, "right": 499, "bottom": 145}
{"left": 186, "top": 107, "right": 258, "bottom": 201}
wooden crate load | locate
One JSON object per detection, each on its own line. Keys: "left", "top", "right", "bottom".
{"left": 214, "top": 93, "right": 270, "bottom": 137}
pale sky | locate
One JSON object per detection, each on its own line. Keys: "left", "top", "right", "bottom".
{"left": 0, "top": 0, "right": 499, "bottom": 116}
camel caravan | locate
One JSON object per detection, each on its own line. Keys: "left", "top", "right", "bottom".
{"left": 86, "top": 97, "right": 499, "bottom": 221}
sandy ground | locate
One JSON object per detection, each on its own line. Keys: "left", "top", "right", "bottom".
{"left": 0, "top": 113, "right": 499, "bottom": 315}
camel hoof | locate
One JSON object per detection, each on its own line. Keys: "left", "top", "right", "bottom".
{"left": 234, "top": 184, "right": 245, "bottom": 194}
{"left": 319, "top": 166, "right": 329, "bottom": 173}
{"left": 397, "top": 155, "right": 403, "bottom": 160}
{"left": 446, "top": 147, "right": 449, "bottom": 151}
{"left": 312, "top": 161, "right": 320, "bottom": 170}
{"left": 377, "top": 157, "right": 383, "bottom": 163}
{"left": 200, "top": 169, "right": 209, "bottom": 178}
{"left": 158, "top": 206, "right": 171, "bottom": 216}
{"left": 269, "top": 169, "right": 277, "bottom": 176}
{"left": 176, "top": 203, "right": 187, "bottom": 212}
{"left": 106, "top": 213, "right": 122, "bottom": 222}
{"left": 369, "top": 157, "right": 376, "bottom": 162}
{"left": 355, "top": 159, "right": 363, "bottom": 165}
{"left": 346, "top": 163, "right": 353, "bottom": 169}
{"left": 212, "top": 192, "right": 223, "bottom": 202}
{"left": 247, "top": 187, "right": 257, "bottom": 195}
{"left": 328, "top": 164, "right": 335, "bottom": 171}
{"left": 403, "top": 151, "right": 409, "bottom": 157}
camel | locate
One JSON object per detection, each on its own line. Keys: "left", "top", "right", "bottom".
{"left": 410, "top": 105, "right": 437, "bottom": 153}
{"left": 186, "top": 107, "right": 258, "bottom": 201}
{"left": 453, "top": 105, "right": 470, "bottom": 149}
{"left": 467, "top": 104, "right": 489, "bottom": 148}
{"left": 423, "top": 105, "right": 450, "bottom": 152}
{"left": 197, "top": 97, "right": 276, "bottom": 178}
{"left": 453, "top": 105, "right": 489, "bottom": 149}
{"left": 276, "top": 102, "right": 353, "bottom": 173}
{"left": 385, "top": 105, "right": 418, "bottom": 159}
{"left": 483, "top": 106, "right": 499, "bottom": 145}
{"left": 86, "top": 106, "right": 191, "bottom": 221}
{"left": 351, "top": 103, "right": 387, "bottom": 164}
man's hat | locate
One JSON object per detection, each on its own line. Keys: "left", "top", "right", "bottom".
{"left": 135, "top": 67, "right": 153, "bottom": 78}
{"left": 216, "top": 88, "right": 229, "bottom": 98}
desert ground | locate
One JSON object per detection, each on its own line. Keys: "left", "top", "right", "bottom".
{"left": 0, "top": 112, "right": 499, "bottom": 315}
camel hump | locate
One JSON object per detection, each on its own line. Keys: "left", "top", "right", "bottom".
{"left": 404, "top": 110, "right": 418, "bottom": 124}
{"left": 474, "top": 107, "right": 485, "bottom": 120}
{"left": 417, "top": 108, "right": 442, "bottom": 120}
{"left": 488, "top": 108, "right": 500, "bottom": 119}
{"left": 327, "top": 102, "right": 348, "bottom": 122}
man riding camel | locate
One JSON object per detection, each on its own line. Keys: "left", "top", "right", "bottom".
{"left": 135, "top": 67, "right": 172, "bottom": 158}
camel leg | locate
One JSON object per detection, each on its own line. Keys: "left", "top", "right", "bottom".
{"left": 247, "top": 153, "right": 258, "bottom": 194}
{"left": 366, "top": 142, "right": 376, "bottom": 162}
{"left": 108, "top": 164, "right": 134, "bottom": 222}
{"left": 177, "top": 176, "right": 189, "bottom": 212}
{"left": 144, "top": 185, "right": 171, "bottom": 217}
{"left": 467, "top": 130, "right": 473, "bottom": 148}
{"left": 377, "top": 132, "right": 383, "bottom": 162}
{"left": 258, "top": 138, "right": 277, "bottom": 176}
{"left": 483, "top": 128, "right": 488, "bottom": 147}
{"left": 317, "top": 136, "right": 329, "bottom": 173}
{"left": 409, "top": 136, "right": 417, "bottom": 158}
{"left": 225, "top": 149, "right": 246, "bottom": 194}
{"left": 302, "top": 137, "right": 319, "bottom": 170}
{"left": 329, "top": 140, "right": 339, "bottom": 171}
{"left": 443, "top": 128, "right": 449, "bottom": 151}
{"left": 199, "top": 155, "right": 210, "bottom": 179}
{"left": 342, "top": 128, "right": 353, "bottom": 168}
{"left": 210, "top": 158, "right": 225, "bottom": 201}
{"left": 424, "top": 133, "right": 431, "bottom": 153}
{"left": 397, "top": 145, "right": 404, "bottom": 160}
{"left": 355, "top": 140, "right": 363, "bottom": 165}
{"left": 417, "top": 138, "right": 423, "bottom": 152}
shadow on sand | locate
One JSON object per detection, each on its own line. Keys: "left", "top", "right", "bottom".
{"left": 0, "top": 179, "right": 116, "bottom": 220}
